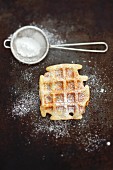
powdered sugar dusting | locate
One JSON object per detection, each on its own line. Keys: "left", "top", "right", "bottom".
{"left": 22, "top": 70, "right": 33, "bottom": 82}
{"left": 82, "top": 133, "right": 106, "bottom": 152}
{"left": 15, "top": 37, "right": 41, "bottom": 57}
{"left": 12, "top": 91, "right": 39, "bottom": 117}
{"left": 31, "top": 118, "right": 70, "bottom": 139}
{"left": 41, "top": 27, "right": 66, "bottom": 45}
{"left": 30, "top": 22, "right": 66, "bottom": 45}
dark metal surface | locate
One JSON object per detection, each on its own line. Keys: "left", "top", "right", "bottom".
{"left": 0, "top": 0, "right": 113, "bottom": 170}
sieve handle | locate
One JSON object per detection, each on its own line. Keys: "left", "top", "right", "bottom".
{"left": 50, "top": 42, "right": 108, "bottom": 53}
{"left": 4, "top": 39, "right": 11, "bottom": 48}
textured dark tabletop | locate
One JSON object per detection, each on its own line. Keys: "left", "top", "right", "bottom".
{"left": 0, "top": 0, "right": 113, "bottom": 170}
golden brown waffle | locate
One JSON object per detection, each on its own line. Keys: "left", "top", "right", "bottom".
{"left": 39, "top": 64, "right": 90, "bottom": 120}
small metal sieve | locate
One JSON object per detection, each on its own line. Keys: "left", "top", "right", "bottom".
{"left": 4, "top": 26, "right": 108, "bottom": 64}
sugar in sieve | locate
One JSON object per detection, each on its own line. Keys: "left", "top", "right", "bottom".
{"left": 4, "top": 26, "right": 108, "bottom": 64}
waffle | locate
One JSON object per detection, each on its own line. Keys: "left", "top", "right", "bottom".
{"left": 39, "top": 64, "right": 90, "bottom": 120}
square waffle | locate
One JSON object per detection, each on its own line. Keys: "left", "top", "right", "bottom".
{"left": 39, "top": 64, "right": 90, "bottom": 120}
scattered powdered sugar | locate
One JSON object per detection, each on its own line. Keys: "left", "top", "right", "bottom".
{"left": 41, "top": 27, "right": 66, "bottom": 45}
{"left": 84, "top": 133, "right": 106, "bottom": 152}
{"left": 22, "top": 70, "right": 33, "bottom": 82}
{"left": 31, "top": 118, "right": 70, "bottom": 139}
{"left": 30, "top": 22, "right": 66, "bottom": 45}
{"left": 12, "top": 91, "right": 39, "bottom": 117}
{"left": 15, "top": 37, "right": 41, "bottom": 57}
{"left": 88, "top": 73, "right": 109, "bottom": 97}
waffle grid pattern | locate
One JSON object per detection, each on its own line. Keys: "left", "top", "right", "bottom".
{"left": 39, "top": 64, "right": 89, "bottom": 120}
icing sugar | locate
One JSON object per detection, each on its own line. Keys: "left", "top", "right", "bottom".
{"left": 15, "top": 37, "right": 41, "bottom": 57}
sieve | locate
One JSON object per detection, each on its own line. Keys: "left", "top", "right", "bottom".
{"left": 4, "top": 26, "right": 108, "bottom": 64}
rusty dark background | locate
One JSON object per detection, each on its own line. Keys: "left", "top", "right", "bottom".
{"left": 0, "top": 0, "right": 113, "bottom": 170}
